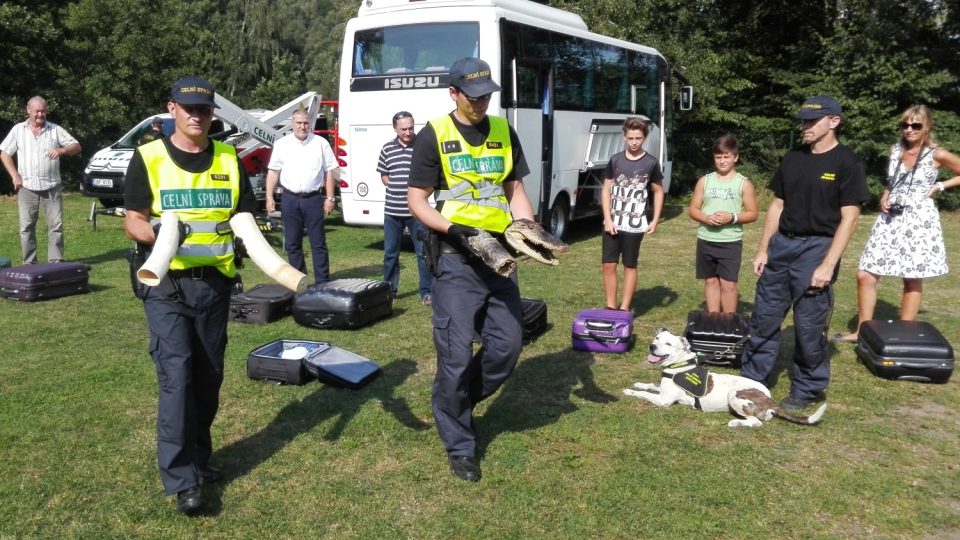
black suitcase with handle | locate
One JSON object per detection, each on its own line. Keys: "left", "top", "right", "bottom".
{"left": 856, "top": 320, "right": 954, "bottom": 383}
{"left": 0, "top": 262, "right": 90, "bottom": 301}
{"left": 230, "top": 284, "right": 295, "bottom": 324}
{"left": 292, "top": 278, "right": 393, "bottom": 330}
{"left": 683, "top": 311, "right": 750, "bottom": 367}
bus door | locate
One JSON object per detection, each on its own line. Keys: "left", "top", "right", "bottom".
{"left": 506, "top": 59, "right": 554, "bottom": 222}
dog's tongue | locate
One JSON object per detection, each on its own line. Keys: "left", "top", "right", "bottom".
{"left": 647, "top": 354, "right": 663, "bottom": 364}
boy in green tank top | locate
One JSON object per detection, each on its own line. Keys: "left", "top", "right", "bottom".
{"left": 687, "top": 134, "right": 758, "bottom": 312}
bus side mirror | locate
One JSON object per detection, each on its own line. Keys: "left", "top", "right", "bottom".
{"left": 680, "top": 86, "right": 694, "bottom": 111}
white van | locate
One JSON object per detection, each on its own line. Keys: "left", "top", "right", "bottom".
{"left": 81, "top": 114, "right": 270, "bottom": 206}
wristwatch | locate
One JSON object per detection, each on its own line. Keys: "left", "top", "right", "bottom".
{"left": 326, "top": 196, "right": 336, "bottom": 202}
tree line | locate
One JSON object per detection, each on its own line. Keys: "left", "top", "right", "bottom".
{"left": 2, "top": 0, "right": 957, "bottom": 207}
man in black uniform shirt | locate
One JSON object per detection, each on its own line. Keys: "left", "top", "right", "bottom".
{"left": 124, "top": 76, "right": 258, "bottom": 514}
{"left": 407, "top": 57, "right": 536, "bottom": 482}
{"left": 739, "top": 95, "right": 869, "bottom": 412}
{"left": 137, "top": 117, "right": 165, "bottom": 146}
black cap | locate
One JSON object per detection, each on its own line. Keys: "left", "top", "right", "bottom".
{"left": 151, "top": 117, "right": 164, "bottom": 125}
{"left": 170, "top": 76, "right": 217, "bottom": 107}
{"left": 449, "top": 57, "right": 501, "bottom": 98}
{"left": 796, "top": 95, "right": 842, "bottom": 120}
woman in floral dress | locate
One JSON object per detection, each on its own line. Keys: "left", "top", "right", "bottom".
{"left": 833, "top": 105, "right": 960, "bottom": 343}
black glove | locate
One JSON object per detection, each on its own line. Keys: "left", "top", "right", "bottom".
{"left": 446, "top": 223, "right": 481, "bottom": 258}
{"left": 153, "top": 221, "right": 191, "bottom": 246}
{"left": 234, "top": 237, "right": 248, "bottom": 268}
{"left": 447, "top": 223, "right": 479, "bottom": 240}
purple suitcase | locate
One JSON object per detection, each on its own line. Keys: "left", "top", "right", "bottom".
{"left": 0, "top": 262, "right": 90, "bottom": 301}
{"left": 571, "top": 308, "right": 634, "bottom": 353}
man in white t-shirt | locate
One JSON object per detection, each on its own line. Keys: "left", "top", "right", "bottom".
{"left": 265, "top": 109, "right": 339, "bottom": 283}
{"left": 1, "top": 96, "right": 82, "bottom": 264}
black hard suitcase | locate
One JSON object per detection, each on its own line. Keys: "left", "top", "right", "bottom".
{"left": 521, "top": 297, "right": 548, "bottom": 343}
{"left": 301, "top": 342, "right": 381, "bottom": 389}
{"left": 246, "top": 339, "right": 313, "bottom": 385}
{"left": 230, "top": 284, "right": 295, "bottom": 324}
{"left": 684, "top": 311, "right": 750, "bottom": 367}
{"left": 856, "top": 320, "right": 954, "bottom": 383}
{"left": 292, "top": 278, "right": 393, "bottom": 330}
{"left": 0, "top": 262, "right": 90, "bottom": 301}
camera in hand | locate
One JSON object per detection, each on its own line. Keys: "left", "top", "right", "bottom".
{"left": 887, "top": 202, "right": 905, "bottom": 215}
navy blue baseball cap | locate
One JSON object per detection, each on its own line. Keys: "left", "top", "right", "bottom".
{"left": 449, "top": 57, "right": 501, "bottom": 97}
{"left": 170, "top": 76, "right": 217, "bottom": 107}
{"left": 796, "top": 95, "right": 842, "bottom": 120}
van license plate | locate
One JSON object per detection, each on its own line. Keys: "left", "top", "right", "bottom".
{"left": 92, "top": 178, "right": 113, "bottom": 187}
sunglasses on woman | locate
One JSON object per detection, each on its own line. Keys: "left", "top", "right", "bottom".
{"left": 900, "top": 122, "right": 923, "bottom": 131}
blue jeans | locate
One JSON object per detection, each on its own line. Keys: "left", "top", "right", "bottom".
{"left": 383, "top": 214, "right": 431, "bottom": 298}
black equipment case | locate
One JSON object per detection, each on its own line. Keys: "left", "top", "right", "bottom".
{"left": 856, "top": 320, "right": 954, "bottom": 383}
{"left": 683, "top": 311, "right": 750, "bottom": 367}
{"left": 521, "top": 297, "right": 548, "bottom": 343}
{"left": 230, "top": 284, "right": 295, "bottom": 324}
{"left": 292, "top": 278, "right": 393, "bottom": 330}
{"left": 0, "top": 262, "right": 90, "bottom": 302}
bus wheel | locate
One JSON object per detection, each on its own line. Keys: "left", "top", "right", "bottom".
{"left": 548, "top": 196, "right": 570, "bottom": 240}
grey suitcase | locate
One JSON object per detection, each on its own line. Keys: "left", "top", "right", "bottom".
{"left": 292, "top": 278, "right": 393, "bottom": 329}
{"left": 856, "top": 320, "right": 954, "bottom": 383}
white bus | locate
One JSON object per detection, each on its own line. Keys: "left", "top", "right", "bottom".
{"left": 337, "top": 0, "right": 682, "bottom": 237}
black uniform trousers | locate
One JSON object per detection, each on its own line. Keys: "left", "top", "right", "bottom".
{"left": 739, "top": 233, "right": 835, "bottom": 399}
{"left": 431, "top": 251, "right": 523, "bottom": 457}
{"left": 143, "top": 270, "right": 231, "bottom": 495}
{"left": 281, "top": 189, "right": 330, "bottom": 283}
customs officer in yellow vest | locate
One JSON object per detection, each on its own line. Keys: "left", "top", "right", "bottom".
{"left": 124, "top": 76, "right": 258, "bottom": 515}
{"left": 408, "top": 58, "right": 536, "bottom": 483}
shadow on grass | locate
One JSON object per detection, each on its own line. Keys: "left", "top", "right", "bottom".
{"left": 475, "top": 349, "right": 616, "bottom": 461}
{"left": 77, "top": 247, "right": 129, "bottom": 266}
{"left": 329, "top": 264, "right": 382, "bottom": 280}
{"left": 837, "top": 298, "right": 899, "bottom": 334}
{"left": 630, "top": 285, "right": 680, "bottom": 318}
{"left": 203, "top": 358, "right": 429, "bottom": 516}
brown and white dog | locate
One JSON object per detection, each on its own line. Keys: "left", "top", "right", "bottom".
{"left": 623, "top": 329, "right": 826, "bottom": 428}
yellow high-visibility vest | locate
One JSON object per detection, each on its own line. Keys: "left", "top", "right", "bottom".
{"left": 139, "top": 139, "right": 241, "bottom": 277}
{"left": 432, "top": 114, "right": 513, "bottom": 233}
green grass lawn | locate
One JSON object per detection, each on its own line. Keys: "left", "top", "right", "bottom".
{"left": 1, "top": 193, "right": 958, "bottom": 538}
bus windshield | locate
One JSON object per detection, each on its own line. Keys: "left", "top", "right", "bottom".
{"left": 352, "top": 22, "right": 480, "bottom": 76}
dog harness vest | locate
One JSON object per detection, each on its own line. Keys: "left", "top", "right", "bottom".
{"left": 140, "top": 139, "right": 241, "bottom": 277}
{"left": 431, "top": 114, "right": 513, "bottom": 233}
{"left": 667, "top": 364, "right": 711, "bottom": 409}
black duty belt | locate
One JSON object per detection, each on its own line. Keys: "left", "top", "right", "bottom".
{"left": 167, "top": 266, "right": 225, "bottom": 280}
